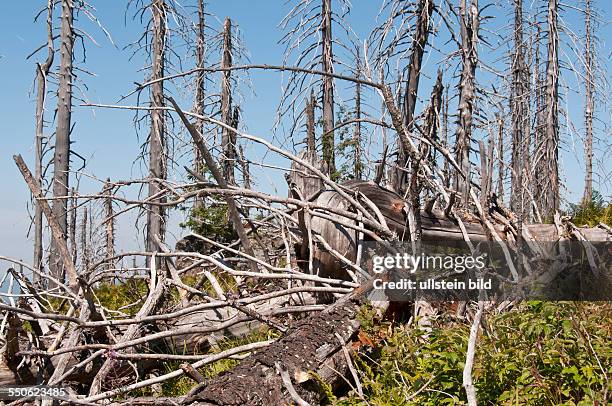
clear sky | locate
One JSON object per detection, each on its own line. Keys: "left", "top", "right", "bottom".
{"left": 0, "top": 0, "right": 610, "bottom": 265}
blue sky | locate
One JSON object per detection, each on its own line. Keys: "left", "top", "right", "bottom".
{"left": 0, "top": 0, "right": 609, "bottom": 264}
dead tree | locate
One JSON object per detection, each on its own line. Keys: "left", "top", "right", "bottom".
{"left": 220, "top": 17, "right": 236, "bottom": 185}
{"left": 193, "top": 0, "right": 206, "bottom": 207}
{"left": 353, "top": 52, "right": 363, "bottom": 180}
{"left": 32, "top": 0, "right": 55, "bottom": 281}
{"left": 69, "top": 188, "right": 77, "bottom": 264}
{"left": 454, "top": 0, "right": 479, "bottom": 207}
{"left": 539, "top": 0, "right": 560, "bottom": 219}
{"left": 104, "top": 179, "right": 115, "bottom": 270}
{"left": 81, "top": 206, "right": 90, "bottom": 272}
{"left": 146, "top": 0, "right": 168, "bottom": 254}
{"left": 50, "top": 0, "right": 75, "bottom": 283}
{"left": 532, "top": 18, "right": 546, "bottom": 217}
{"left": 321, "top": 0, "right": 335, "bottom": 176}
{"left": 279, "top": 0, "right": 355, "bottom": 177}
{"left": 510, "top": 0, "right": 530, "bottom": 217}
{"left": 395, "top": 0, "right": 435, "bottom": 192}
{"left": 582, "top": 0, "right": 594, "bottom": 204}
{"left": 496, "top": 112, "right": 505, "bottom": 200}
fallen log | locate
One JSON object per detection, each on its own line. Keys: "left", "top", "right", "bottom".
{"left": 182, "top": 279, "right": 382, "bottom": 406}
{"left": 300, "top": 180, "right": 610, "bottom": 281}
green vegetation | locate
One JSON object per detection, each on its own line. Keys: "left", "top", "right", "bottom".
{"left": 340, "top": 302, "right": 610, "bottom": 405}
{"left": 566, "top": 191, "right": 611, "bottom": 227}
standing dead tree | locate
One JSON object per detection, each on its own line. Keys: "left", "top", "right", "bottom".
{"left": 582, "top": 0, "right": 594, "bottom": 204}
{"left": 103, "top": 179, "right": 115, "bottom": 270}
{"left": 32, "top": 0, "right": 55, "bottom": 282}
{"left": 50, "top": 0, "right": 76, "bottom": 283}
{"left": 278, "top": 0, "right": 355, "bottom": 177}
{"left": 396, "top": 0, "right": 435, "bottom": 193}
{"left": 510, "top": 0, "right": 530, "bottom": 218}
{"left": 220, "top": 17, "right": 236, "bottom": 185}
{"left": 536, "top": 0, "right": 560, "bottom": 219}
{"left": 321, "top": 0, "right": 335, "bottom": 176}
{"left": 146, "top": 0, "right": 168, "bottom": 256}
{"left": 454, "top": 0, "right": 479, "bottom": 207}
{"left": 193, "top": 0, "right": 207, "bottom": 207}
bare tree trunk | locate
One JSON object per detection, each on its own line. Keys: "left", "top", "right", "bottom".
{"left": 582, "top": 0, "right": 594, "bottom": 204}
{"left": 33, "top": 0, "right": 55, "bottom": 282}
{"left": 146, "top": 0, "right": 167, "bottom": 255}
{"left": 321, "top": 0, "right": 335, "bottom": 176}
{"left": 510, "top": 0, "right": 530, "bottom": 216}
{"left": 533, "top": 19, "right": 546, "bottom": 215}
{"left": 354, "top": 53, "right": 362, "bottom": 180}
{"left": 50, "top": 0, "right": 75, "bottom": 283}
{"left": 220, "top": 17, "right": 236, "bottom": 185}
{"left": 238, "top": 146, "right": 251, "bottom": 190}
{"left": 542, "top": 0, "right": 560, "bottom": 219}
{"left": 81, "top": 206, "right": 89, "bottom": 272}
{"left": 193, "top": 0, "right": 206, "bottom": 208}
{"left": 454, "top": 0, "right": 479, "bottom": 207}
{"left": 395, "top": 0, "right": 434, "bottom": 191}
{"left": 496, "top": 113, "right": 505, "bottom": 200}
{"left": 442, "top": 86, "right": 450, "bottom": 188}
{"left": 306, "top": 89, "right": 316, "bottom": 163}
{"left": 69, "top": 188, "right": 77, "bottom": 264}
{"left": 104, "top": 179, "right": 115, "bottom": 270}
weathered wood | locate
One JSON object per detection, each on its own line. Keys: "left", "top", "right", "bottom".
{"left": 183, "top": 280, "right": 379, "bottom": 406}
{"left": 302, "top": 180, "right": 609, "bottom": 282}
{"left": 13, "top": 155, "right": 78, "bottom": 291}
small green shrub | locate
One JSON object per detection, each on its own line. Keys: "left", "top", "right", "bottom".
{"left": 341, "top": 302, "right": 610, "bottom": 405}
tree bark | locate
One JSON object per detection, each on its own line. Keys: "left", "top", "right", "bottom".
{"left": 582, "top": 0, "right": 594, "bottom": 204}
{"left": 354, "top": 52, "right": 362, "bottom": 180}
{"left": 193, "top": 0, "right": 206, "bottom": 208}
{"left": 541, "top": 0, "right": 560, "bottom": 219}
{"left": 146, "top": 0, "right": 168, "bottom": 255}
{"left": 510, "top": 0, "right": 530, "bottom": 216}
{"left": 395, "top": 0, "right": 434, "bottom": 192}
{"left": 104, "top": 179, "right": 115, "bottom": 270}
{"left": 220, "top": 17, "right": 236, "bottom": 185}
{"left": 321, "top": 0, "right": 335, "bottom": 176}
{"left": 50, "top": 0, "right": 75, "bottom": 283}
{"left": 33, "top": 0, "right": 55, "bottom": 282}
{"left": 454, "top": 0, "right": 479, "bottom": 207}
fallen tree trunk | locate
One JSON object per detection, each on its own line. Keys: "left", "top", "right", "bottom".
{"left": 301, "top": 180, "right": 610, "bottom": 281}
{"left": 182, "top": 279, "right": 381, "bottom": 406}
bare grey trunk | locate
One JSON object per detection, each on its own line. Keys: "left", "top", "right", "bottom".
{"left": 533, "top": 20, "right": 546, "bottom": 215}
{"left": 354, "top": 53, "right": 362, "bottom": 180}
{"left": 442, "top": 86, "right": 450, "bottom": 188}
{"left": 542, "top": 0, "right": 560, "bottom": 219}
{"left": 238, "top": 146, "right": 250, "bottom": 190}
{"left": 104, "top": 179, "right": 115, "bottom": 270}
{"left": 193, "top": 0, "right": 206, "bottom": 207}
{"left": 510, "top": 0, "right": 529, "bottom": 263}
{"left": 510, "top": 0, "right": 530, "bottom": 217}
{"left": 220, "top": 17, "right": 236, "bottom": 185}
{"left": 321, "top": 0, "right": 335, "bottom": 176}
{"left": 49, "top": 0, "right": 75, "bottom": 283}
{"left": 496, "top": 113, "right": 505, "bottom": 200}
{"left": 582, "top": 0, "right": 594, "bottom": 204}
{"left": 33, "top": 1, "right": 55, "bottom": 282}
{"left": 69, "top": 189, "right": 77, "bottom": 264}
{"left": 306, "top": 89, "right": 316, "bottom": 163}
{"left": 454, "top": 0, "right": 479, "bottom": 206}
{"left": 146, "top": 0, "right": 167, "bottom": 254}
{"left": 395, "top": 0, "right": 434, "bottom": 191}
{"left": 81, "top": 206, "right": 89, "bottom": 272}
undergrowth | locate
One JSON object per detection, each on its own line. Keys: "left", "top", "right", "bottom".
{"left": 339, "top": 301, "right": 610, "bottom": 405}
